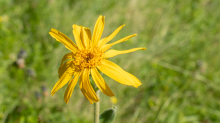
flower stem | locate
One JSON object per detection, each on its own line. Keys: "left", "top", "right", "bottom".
{"left": 94, "top": 89, "right": 100, "bottom": 123}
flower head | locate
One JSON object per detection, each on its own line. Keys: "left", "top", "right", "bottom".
{"left": 49, "top": 15, "right": 146, "bottom": 104}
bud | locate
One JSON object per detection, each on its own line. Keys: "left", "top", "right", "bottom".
{"left": 110, "top": 97, "right": 117, "bottom": 104}
{"left": 99, "top": 106, "right": 117, "bottom": 123}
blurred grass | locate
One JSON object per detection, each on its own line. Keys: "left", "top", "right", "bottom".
{"left": 0, "top": 0, "right": 220, "bottom": 122}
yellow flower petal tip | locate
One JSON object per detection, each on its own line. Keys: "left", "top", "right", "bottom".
{"left": 51, "top": 92, "right": 55, "bottom": 96}
{"left": 64, "top": 99, "right": 69, "bottom": 104}
{"left": 134, "top": 86, "right": 139, "bottom": 88}
{"left": 72, "top": 24, "right": 79, "bottom": 28}
{"left": 49, "top": 15, "right": 145, "bottom": 104}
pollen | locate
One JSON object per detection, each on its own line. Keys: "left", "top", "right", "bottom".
{"left": 73, "top": 48, "right": 103, "bottom": 69}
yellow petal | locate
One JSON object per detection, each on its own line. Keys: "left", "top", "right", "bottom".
{"left": 104, "top": 48, "right": 146, "bottom": 58}
{"left": 81, "top": 27, "right": 91, "bottom": 48}
{"left": 80, "top": 84, "right": 93, "bottom": 104}
{"left": 101, "top": 34, "right": 137, "bottom": 51}
{"left": 58, "top": 53, "right": 73, "bottom": 78}
{"left": 85, "top": 28, "right": 91, "bottom": 41}
{"left": 91, "top": 67, "right": 114, "bottom": 97}
{"left": 80, "top": 69, "right": 99, "bottom": 104}
{"left": 51, "top": 72, "right": 72, "bottom": 96}
{"left": 72, "top": 25, "right": 85, "bottom": 50}
{"left": 92, "top": 15, "right": 105, "bottom": 47}
{"left": 58, "top": 60, "right": 74, "bottom": 78}
{"left": 80, "top": 81, "right": 93, "bottom": 104}
{"left": 49, "top": 28, "right": 78, "bottom": 52}
{"left": 99, "top": 37, "right": 108, "bottom": 45}
{"left": 97, "top": 60, "right": 142, "bottom": 87}
{"left": 64, "top": 72, "right": 81, "bottom": 104}
{"left": 98, "top": 24, "right": 125, "bottom": 47}
{"left": 60, "top": 53, "right": 73, "bottom": 65}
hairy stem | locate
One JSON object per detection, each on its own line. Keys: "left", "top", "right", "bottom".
{"left": 94, "top": 90, "right": 100, "bottom": 123}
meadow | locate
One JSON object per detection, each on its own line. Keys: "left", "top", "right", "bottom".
{"left": 0, "top": 0, "right": 220, "bottom": 123}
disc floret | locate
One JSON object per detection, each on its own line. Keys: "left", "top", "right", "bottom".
{"left": 73, "top": 48, "right": 103, "bottom": 69}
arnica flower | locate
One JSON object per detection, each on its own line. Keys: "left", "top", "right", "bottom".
{"left": 49, "top": 15, "right": 146, "bottom": 104}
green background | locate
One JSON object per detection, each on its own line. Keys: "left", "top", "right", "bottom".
{"left": 1, "top": 0, "right": 220, "bottom": 123}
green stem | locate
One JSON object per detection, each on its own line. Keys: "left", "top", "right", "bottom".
{"left": 94, "top": 90, "right": 100, "bottom": 123}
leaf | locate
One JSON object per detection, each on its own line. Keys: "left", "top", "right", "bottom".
{"left": 99, "top": 106, "right": 117, "bottom": 123}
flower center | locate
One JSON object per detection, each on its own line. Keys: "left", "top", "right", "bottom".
{"left": 73, "top": 48, "right": 103, "bottom": 69}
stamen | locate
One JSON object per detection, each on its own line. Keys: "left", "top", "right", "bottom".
{"left": 73, "top": 48, "right": 103, "bottom": 69}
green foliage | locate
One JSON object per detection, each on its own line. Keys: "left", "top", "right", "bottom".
{"left": 0, "top": 0, "right": 220, "bottom": 122}
{"left": 99, "top": 106, "right": 117, "bottom": 123}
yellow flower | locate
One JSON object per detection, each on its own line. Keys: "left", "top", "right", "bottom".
{"left": 110, "top": 97, "right": 118, "bottom": 104}
{"left": 49, "top": 15, "right": 146, "bottom": 104}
